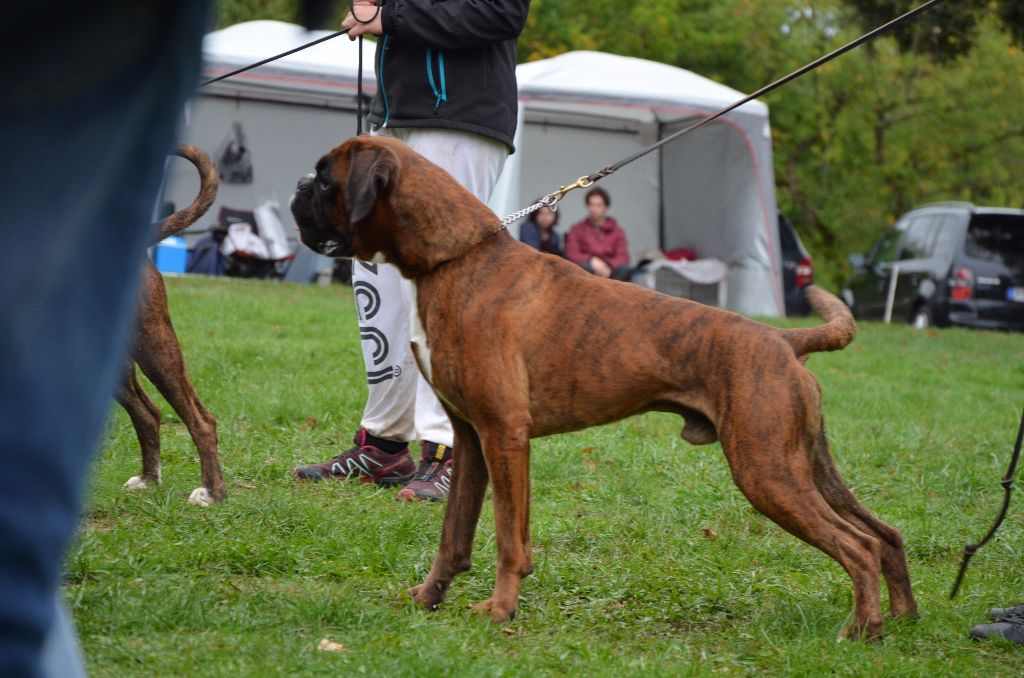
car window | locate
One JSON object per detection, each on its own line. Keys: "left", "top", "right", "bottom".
{"left": 778, "top": 215, "right": 797, "bottom": 254}
{"left": 899, "top": 216, "right": 936, "bottom": 260}
{"left": 965, "top": 214, "right": 1024, "bottom": 268}
{"left": 870, "top": 229, "right": 903, "bottom": 267}
{"left": 931, "top": 216, "right": 961, "bottom": 258}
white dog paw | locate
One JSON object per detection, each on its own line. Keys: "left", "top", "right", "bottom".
{"left": 187, "top": 487, "right": 214, "bottom": 507}
{"left": 123, "top": 476, "right": 152, "bottom": 491}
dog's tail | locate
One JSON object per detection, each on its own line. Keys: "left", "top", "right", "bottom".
{"left": 780, "top": 285, "right": 856, "bottom": 360}
{"left": 151, "top": 143, "right": 219, "bottom": 245}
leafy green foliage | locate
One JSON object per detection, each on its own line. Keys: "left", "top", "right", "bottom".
{"left": 217, "top": 0, "right": 301, "bottom": 28}
{"left": 74, "top": 277, "right": 1024, "bottom": 675}
{"left": 842, "top": 0, "right": 1024, "bottom": 61}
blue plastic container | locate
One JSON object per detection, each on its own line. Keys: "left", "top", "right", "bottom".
{"left": 154, "top": 235, "right": 187, "bottom": 274}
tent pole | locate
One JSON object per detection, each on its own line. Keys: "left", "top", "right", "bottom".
{"left": 657, "top": 121, "right": 665, "bottom": 252}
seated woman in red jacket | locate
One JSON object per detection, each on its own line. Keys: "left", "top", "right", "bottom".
{"left": 565, "top": 187, "right": 632, "bottom": 281}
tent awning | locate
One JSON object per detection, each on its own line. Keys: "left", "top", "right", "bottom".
{"left": 517, "top": 50, "right": 768, "bottom": 120}
{"left": 201, "top": 21, "right": 378, "bottom": 105}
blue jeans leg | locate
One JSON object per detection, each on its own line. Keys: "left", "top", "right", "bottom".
{"left": 0, "top": 3, "right": 210, "bottom": 675}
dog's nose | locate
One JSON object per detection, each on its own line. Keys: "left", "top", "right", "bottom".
{"left": 296, "top": 173, "right": 315, "bottom": 191}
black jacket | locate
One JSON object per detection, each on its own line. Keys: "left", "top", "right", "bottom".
{"left": 370, "top": 0, "right": 530, "bottom": 152}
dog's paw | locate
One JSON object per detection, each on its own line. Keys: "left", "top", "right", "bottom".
{"left": 187, "top": 487, "right": 214, "bottom": 507}
{"left": 470, "top": 598, "right": 516, "bottom": 624}
{"left": 839, "top": 619, "right": 884, "bottom": 643}
{"left": 408, "top": 582, "right": 445, "bottom": 610}
{"left": 123, "top": 476, "right": 153, "bottom": 491}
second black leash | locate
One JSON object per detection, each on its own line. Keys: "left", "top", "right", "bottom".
{"left": 584, "top": 0, "right": 949, "bottom": 184}
{"left": 950, "top": 409, "right": 1024, "bottom": 600}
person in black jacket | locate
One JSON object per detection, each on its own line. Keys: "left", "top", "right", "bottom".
{"left": 294, "top": 0, "right": 531, "bottom": 502}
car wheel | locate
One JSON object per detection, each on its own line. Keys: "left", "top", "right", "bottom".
{"left": 911, "top": 304, "right": 932, "bottom": 329}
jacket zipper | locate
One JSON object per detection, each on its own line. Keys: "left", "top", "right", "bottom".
{"left": 425, "top": 48, "right": 447, "bottom": 110}
{"left": 379, "top": 35, "right": 391, "bottom": 127}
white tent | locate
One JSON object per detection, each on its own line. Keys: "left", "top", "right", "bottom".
{"left": 516, "top": 51, "right": 783, "bottom": 316}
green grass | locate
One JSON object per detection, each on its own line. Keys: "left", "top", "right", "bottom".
{"left": 71, "top": 276, "right": 1024, "bottom": 676}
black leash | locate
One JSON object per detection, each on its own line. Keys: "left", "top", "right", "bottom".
{"left": 505, "top": 0, "right": 949, "bottom": 226}
{"left": 950, "top": 409, "right": 1024, "bottom": 600}
{"left": 199, "top": 1, "right": 381, "bottom": 135}
{"left": 192, "top": 0, "right": 948, "bottom": 224}
{"left": 198, "top": 28, "right": 350, "bottom": 88}
{"left": 351, "top": 1, "right": 383, "bottom": 136}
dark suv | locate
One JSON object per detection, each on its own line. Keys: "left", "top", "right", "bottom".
{"left": 779, "top": 213, "right": 814, "bottom": 317}
{"left": 842, "top": 203, "right": 1024, "bottom": 331}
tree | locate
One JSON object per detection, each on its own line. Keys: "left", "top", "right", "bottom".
{"left": 842, "top": 0, "right": 1024, "bottom": 61}
{"left": 759, "top": 2, "right": 1024, "bottom": 285}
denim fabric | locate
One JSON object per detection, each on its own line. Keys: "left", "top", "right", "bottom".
{"left": 0, "top": 3, "right": 210, "bottom": 675}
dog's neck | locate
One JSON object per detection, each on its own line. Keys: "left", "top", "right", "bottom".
{"left": 380, "top": 192, "right": 500, "bottom": 278}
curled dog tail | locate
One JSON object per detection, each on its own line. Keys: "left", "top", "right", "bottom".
{"left": 780, "top": 285, "right": 856, "bottom": 360}
{"left": 150, "top": 143, "right": 219, "bottom": 245}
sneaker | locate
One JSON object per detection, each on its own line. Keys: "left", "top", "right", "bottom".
{"left": 395, "top": 441, "right": 453, "bottom": 502}
{"left": 970, "top": 604, "right": 1024, "bottom": 643}
{"left": 988, "top": 602, "right": 1024, "bottom": 619}
{"left": 292, "top": 428, "right": 414, "bottom": 486}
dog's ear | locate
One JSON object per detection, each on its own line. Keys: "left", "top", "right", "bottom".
{"left": 345, "top": 145, "right": 397, "bottom": 224}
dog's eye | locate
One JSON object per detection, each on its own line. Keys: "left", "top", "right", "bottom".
{"left": 318, "top": 180, "right": 332, "bottom": 193}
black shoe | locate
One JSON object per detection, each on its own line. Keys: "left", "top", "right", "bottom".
{"left": 395, "top": 441, "right": 452, "bottom": 502}
{"left": 292, "top": 428, "right": 414, "bottom": 486}
{"left": 971, "top": 605, "right": 1024, "bottom": 643}
{"left": 988, "top": 602, "right": 1024, "bottom": 619}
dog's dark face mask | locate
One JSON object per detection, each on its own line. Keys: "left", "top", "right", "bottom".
{"left": 291, "top": 143, "right": 399, "bottom": 262}
{"left": 290, "top": 156, "right": 355, "bottom": 258}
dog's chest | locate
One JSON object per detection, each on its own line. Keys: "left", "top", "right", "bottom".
{"left": 409, "top": 282, "right": 469, "bottom": 421}
{"left": 408, "top": 282, "right": 432, "bottom": 382}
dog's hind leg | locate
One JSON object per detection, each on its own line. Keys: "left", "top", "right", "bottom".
{"left": 810, "top": 424, "right": 917, "bottom": 620}
{"left": 410, "top": 415, "right": 489, "bottom": 612}
{"left": 136, "top": 350, "right": 223, "bottom": 506}
{"left": 116, "top": 364, "right": 163, "bottom": 491}
{"left": 722, "top": 430, "right": 886, "bottom": 640}
{"left": 134, "top": 271, "right": 224, "bottom": 506}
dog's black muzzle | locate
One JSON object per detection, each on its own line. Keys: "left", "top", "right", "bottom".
{"left": 290, "top": 173, "right": 353, "bottom": 258}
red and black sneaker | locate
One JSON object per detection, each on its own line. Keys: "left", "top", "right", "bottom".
{"left": 396, "top": 441, "right": 453, "bottom": 502}
{"left": 292, "top": 428, "right": 415, "bottom": 486}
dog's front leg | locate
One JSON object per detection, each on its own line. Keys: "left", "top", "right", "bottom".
{"left": 471, "top": 423, "right": 533, "bottom": 623}
{"left": 410, "top": 417, "right": 488, "bottom": 611}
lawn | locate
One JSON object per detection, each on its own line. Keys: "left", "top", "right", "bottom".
{"left": 71, "top": 275, "right": 1024, "bottom": 676}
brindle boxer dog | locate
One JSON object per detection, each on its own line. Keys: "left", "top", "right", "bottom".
{"left": 118, "top": 143, "right": 226, "bottom": 507}
{"left": 290, "top": 135, "right": 917, "bottom": 639}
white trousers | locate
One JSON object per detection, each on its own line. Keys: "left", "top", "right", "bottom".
{"left": 352, "top": 128, "right": 507, "bottom": 446}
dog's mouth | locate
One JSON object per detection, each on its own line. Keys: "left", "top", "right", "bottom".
{"left": 313, "top": 239, "right": 345, "bottom": 257}
{"left": 291, "top": 173, "right": 354, "bottom": 258}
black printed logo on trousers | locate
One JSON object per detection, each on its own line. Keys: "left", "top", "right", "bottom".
{"left": 360, "top": 326, "right": 389, "bottom": 365}
{"left": 353, "top": 281, "right": 381, "bottom": 322}
{"left": 355, "top": 266, "right": 393, "bottom": 383}
{"left": 367, "top": 365, "right": 402, "bottom": 384}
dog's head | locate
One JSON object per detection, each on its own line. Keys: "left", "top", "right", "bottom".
{"left": 290, "top": 136, "right": 502, "bottom": 277}
{"left": 290, "top": 136, "right": 400, "bottom": 261}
